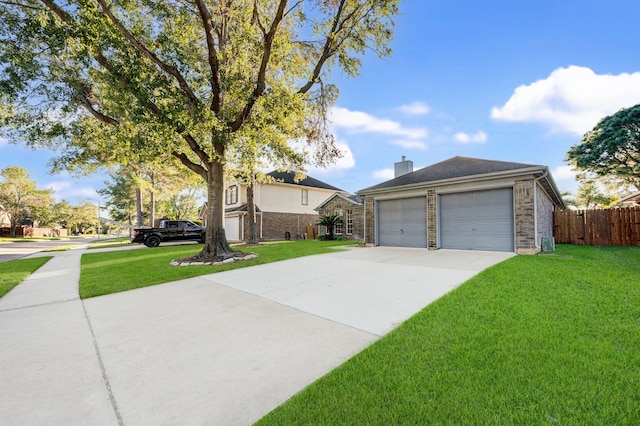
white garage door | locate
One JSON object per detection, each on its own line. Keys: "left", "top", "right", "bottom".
{"left": 225, "top": 216, "right": 240, "bottom": 242}
{"left": 439, "top": 188, "right": 514, "bottom": 251}
{"left": 377, "top": 197, "right": 427, "bottom": 248}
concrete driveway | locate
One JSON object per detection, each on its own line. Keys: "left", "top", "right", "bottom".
{"left": 0, "top": 246, "right": 513, "bottom": 425}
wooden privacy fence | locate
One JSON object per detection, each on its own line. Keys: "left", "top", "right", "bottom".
{"left": 553, "top": 206, "right": 640, "bottom": 246}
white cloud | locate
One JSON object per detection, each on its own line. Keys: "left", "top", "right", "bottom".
{"left": 329, "top": 106, "right": 428, "bottom": 140}
{"left": 305, "top": 139, "right": 356, "bottom": 175}
{"left": 491, "top": 66, "right": 640, "bottom": 135}
{"left": 398, "top": 101, "right": 431, "bottom": 116}
{"left": 372, "top": 168, "right": 394, "bottom": 180}
{"left": 453, "top": 131, "right": 487, "bottom": 144}
{"left": 391, "top": 139, "right": 428, "bottom": 150}
{"left": 0, "top": 137, "right": 7, "bottom": 147}
{"left": 551, "top": 165, "right": 579, "bottom": 194}
{"left": 552, "top": 165, "right": 578, "bottom": 181}
{"left": 47, "top": 180, "right": 98, "bottom": 202}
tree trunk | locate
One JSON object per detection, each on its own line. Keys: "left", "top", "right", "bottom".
{"left": 10, "top": 219, "right": 18, "bottom": 238}
{"left": 246, "top": 176, "right": 258, "bottom": 244}
{"left": 149, "top": 190, "right": 155, "bottom": 227}
{"left": 135, "top": 187, "right": 143, "bottom": 227}
{"left": 201, "top": 150, "right": 233, "bottom": 257}
{"left": 149, "top": 171, "right": 156, "bottom": 227}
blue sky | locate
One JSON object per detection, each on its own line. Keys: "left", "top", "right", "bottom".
{"left": 3, "top": 0, "right": 640, "bottom": 204}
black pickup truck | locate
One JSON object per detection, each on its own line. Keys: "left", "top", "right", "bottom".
{"left": 131, "top": 220, "right": 206, "bottom": 247}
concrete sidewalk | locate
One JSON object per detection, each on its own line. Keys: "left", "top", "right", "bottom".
{"left": 0, "top": 247, "right": 120, "bottom": 425}
{"left": 0, "top": 245, "right": 513, "bottom": 425}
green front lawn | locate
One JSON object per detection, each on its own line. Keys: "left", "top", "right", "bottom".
{"left": 0, "top": 257, "right": 52, "bottom": 298}
{"left": 258, "top": 245, "right": 640, "bottom": 425}
{"left": 79, "top": 239, "right": 356, "bottom": 299}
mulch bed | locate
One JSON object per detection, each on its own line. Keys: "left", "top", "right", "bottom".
{"left": 171, "top": 250, "right": 258, "bottom": 266}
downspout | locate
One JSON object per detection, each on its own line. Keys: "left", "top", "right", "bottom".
{"left": 533, "top": 171, "right": 548, "bottom": 248}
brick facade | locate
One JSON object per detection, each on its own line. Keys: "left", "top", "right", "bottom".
{"left": 514, "top": 179, "right": 536, "bottom": 251}
{"left": 259, "top": 212, "right": 318, "bottom": 240}
{"left": 317, "top": 197, "right": 364, "bottom": 240}
{"left": 536, "top": 183, "right": 556, "bottom": 244}
{"left": 427, "top": 189, "right": 437, "bottom": 250}
{"left": 364, "top": 197, "right": 375, "bottom": 244}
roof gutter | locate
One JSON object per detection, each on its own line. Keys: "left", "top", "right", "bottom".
{"left": 534, "top": 167, "right": 565, "bottom": 209}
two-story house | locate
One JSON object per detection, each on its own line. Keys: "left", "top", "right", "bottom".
{"left": 200, "top": 171, "right": 346, "bottom": 242}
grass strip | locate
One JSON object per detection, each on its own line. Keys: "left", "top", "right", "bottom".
{"left": 79, "top": 239, "right": 356, "bottom": 299}
{"left": 0, "top": 257, "right": 52, "bottom": 298}
{"left": 88, "top": 237, "right": 133, "bottom": 249}
{"left": 257, "top": 245, "right": 640, "bottom": 425}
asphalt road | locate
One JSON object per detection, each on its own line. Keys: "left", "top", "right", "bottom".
{"left": 0, "top": 238, "right": 96, "bottom": 263}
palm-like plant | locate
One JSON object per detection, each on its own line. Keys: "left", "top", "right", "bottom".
{"left": 317, "top": 214, "right": 342, "bottom": 240}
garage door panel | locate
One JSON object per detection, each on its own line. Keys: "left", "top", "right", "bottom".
{"left": 225, "top": 216, "right": 240, "bottom": 242}
{"left": 439, "top": 188, "right": 514, "bottom": 252}
{"left": 378, "top": 197, "right": 427, "bottom": 248}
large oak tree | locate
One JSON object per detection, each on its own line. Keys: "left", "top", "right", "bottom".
{"left": 0, "top": 0, "right": 399, "bottom": 257}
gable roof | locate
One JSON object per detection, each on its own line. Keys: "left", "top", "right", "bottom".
{"left": 360, "top": 156, "right": 542, "bottom": 192}
{"left": 359, "top": 156, "right": 565, "bottom": 208}
{"left": 266, "top": 171, "right": 344, "bottom": 191}
{"left": 315, "top": 192, "right": 364, "bottom": 211}
{"left": 618, "top": 191, "right": 640, "bottom": 205}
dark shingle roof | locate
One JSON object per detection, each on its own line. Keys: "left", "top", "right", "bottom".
{"left": 267, "top": 171, "right": 343, "bottom": 191}
{"left": 315, "top": 192, "right": 364, "bottom": 211}
{"left": 225, "top": 204, "right": 262, "bottom": 213}
{"left": 359, "top": 156, "right": 542, "bottom": 193}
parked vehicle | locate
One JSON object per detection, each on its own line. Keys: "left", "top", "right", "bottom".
{"left": 131, "top": 220, "right": 206, "bottom": 247}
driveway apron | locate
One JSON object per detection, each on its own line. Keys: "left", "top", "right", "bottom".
{"left": 0, "top": 245, "right": 513, "bottom": 425}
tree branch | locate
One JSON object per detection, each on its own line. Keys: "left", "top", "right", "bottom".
{"left": 96, "top": 0, "right": 201, "bottom": 113}
{"left": 194, "top": 0, "right": 223, "bottom": 113}
{"left": 75, "top": 92, "right": 119, "bottom": 126}
{"left": 297, "top": 0, "right": 349, "bottom": 94}
{"left": 231, "top": 0, "right": 288, "bottom": 132}
{"left": 172, "top": 151, "right": 207, "bottom": 180}
{"left": 1, "top": 0, "right": 43, "bottom": 11}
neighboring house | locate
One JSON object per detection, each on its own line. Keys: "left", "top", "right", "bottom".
{"left": 315, "top": 193, "right": 365, "bottom": 240}
{"left": 358, "top": 156, "right": 565, "bottom": 253}
{"left": 200, "top": 171, "right": 345, "bottom": 241}
{"left": 617, "top": 191, "right": 640, "bottom": 207}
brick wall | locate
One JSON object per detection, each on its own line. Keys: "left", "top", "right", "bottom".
{"left": 364, "top": 197, "right": 375, "bottom": 244}
{"left": 317, "top": 198, "right": 364, "bottom": 240}
{"left": 260, "top": 212, "right": 318, "bottom": 240}
{"left": 536, "top": 183, "right": 555, "bottom": 245}
{"left": 514, "top": 180, "right": 536, "bottom": 251}
{"left": 427, "top": 189, "right": 437, "bottom": 249}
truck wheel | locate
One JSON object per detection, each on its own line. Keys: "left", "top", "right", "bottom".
{"left": 199, "top": 234, "right": 206, "bottom": 244}
{"left": 145, "top": 236, "right": 161, "bottom": 247}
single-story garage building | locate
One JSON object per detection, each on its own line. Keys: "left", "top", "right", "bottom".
{"left": 358, "top": 156, "right": 565, "bottom": 253}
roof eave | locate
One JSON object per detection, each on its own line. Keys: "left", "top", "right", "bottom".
{"left": 358, "top": 166, "right": 547, "bottom": 195}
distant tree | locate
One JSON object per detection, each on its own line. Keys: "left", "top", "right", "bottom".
{"left": 567, "top": 104, "right": 640, "bottom": 191}
{"left": 318, "top": 214, "right": 342, "bottom": 240}
{"left": 573, "top": 176, "right": 618, "bottom": 209}
{"left": 0, "top": 167, "right": 53, "bottom": 237}
{"left": 68, "top": 201, "right": 99, "bottom": 235}
{"left": 50, "top": 200, "right": 74, "bottom": 229}
{"left": 161, "top": 188, "right": 202, "bottom": 220}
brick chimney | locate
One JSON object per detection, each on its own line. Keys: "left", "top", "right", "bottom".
{"left": 394, "top": 156, "right": 413, "bottom": 178}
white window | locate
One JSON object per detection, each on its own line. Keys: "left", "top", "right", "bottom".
{"left": 226, "top": 185, "right": 238, "bottom": 205}
{"left": 301, "top": 189, "right": 308, "bottom": 205}
{"left": 346, "top": 209, "right": 353, "bottom": 235}
{"left": 334, "top": 207, "right": 344, "bottom": 235}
